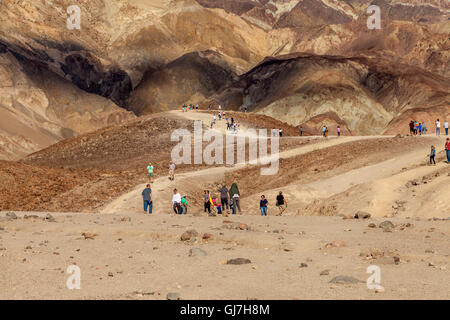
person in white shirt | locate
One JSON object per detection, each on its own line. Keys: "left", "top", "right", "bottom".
{"left": 172, "top": 189, "right": 182, "bottom": 214}
{"left": 444, "top": 120, "right": 449, "bottom": 136}
{"left": 436, "top": 119, "right": 441, "bottom": 136}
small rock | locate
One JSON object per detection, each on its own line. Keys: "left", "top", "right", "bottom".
{"left": 180, "top": 229, "right": 198, "bottom": 241}
{"left": 202, "top": 233, "right": 212, "bottom": 240}
{"left": 320, "top": 270, "right": 330, "bottom": 276}
{"left": 375, "top": 286, "right": 385, "bottom": 293}
{"left": 166, "top": 292, "right": 181, "bottom": 300}
{"left": 368, "top": 223, "right": 376, "bottom": 228}
{"left": 354, "top": 211, "right": 371, "bottom": 219}
{"left": 239, "top": 223, "right": 249, "bottom": 230}
{"left": 6, "top": 212, "right": 17, "bottom": 220}
{"left": 425, "top": 248, "right": 435, "bottom": 254}
{"left": 379, "top": 221, "right": 395, "bottom": 230}
{"left": 189, "top": 248, "right": 207, "bottom": 257}
{"left": 326, "top": 240, "right": 345, "bottom": 248}
{"left": 227, "top": 258, "right": 251, "bottom": 265}
{"left": 299, "top": 263, "right": 308, "bottom": 268}
{"left": 329, "top": 276, "right": 362, "bottom": 284}
{"left": 44, "top": 214, "right": 55, "bottom": 222}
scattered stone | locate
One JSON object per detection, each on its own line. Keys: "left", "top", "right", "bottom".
{"left": 299, "top": 263, "right": 308, "bottom": 268}
{"left": 44, "top": 214, "right": 55, "bottom": 222}
{"left": 375, "top": 286, "right": 385, "bottom": 293}
{"left": 368, "top": 223, "right": 376, "bottom": 228}
{"left": 6, "top": 212, "right": 17, "bottom": 220}
{"left": 239, "top": 223, "right": 249, "bottom": 230}
{"left": 166, "top": 292, "right": 181, "bottom": 300}
{"left": 227, "top": 258, "right": 251, "bottom": 265}
{"left": 379, "top": 221, "right": 394, "bottom": 230}
{"left": 428, "top": 262, "right": 435, "bottom": 267}
{"left": 82, "top": 232, "right": 98, "bottom": 240}
{"left": 354, "top": 211, "right": 371, "bottom": 219}
{"left": 108, "top": 272, "right": 114, "bottom": 277}
{"left": 329, "top": 276, "right": 362, "bottom": 284}
{"left": 326, "top": 240, "right": 345, "bottom": 248}
{"left": 320, "top": 270, "right": 330, "bottom": 276}
{"left": 342, "top": 215, "right": 353, "bottom": 220}
{"left": 202, "top": 233, "right": 212, "bottom": 240}
{"left": 189, "top": 248, "right": 207, "bottom": 257}
{"left": 425, "top": 248, "right": 435, "bottom": 254}
{"left": 180, "top": 229, "right": 198, "bottom": 241}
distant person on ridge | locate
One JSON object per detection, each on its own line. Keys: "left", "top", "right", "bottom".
{"left": 444, "top": 120, "right": 449, "bottom": 136}
{"left": 142, "top": 184, "right": 153, "bottom": 214}
{"left": 422, "top": 122, "right": 427, "bottom": 135}
{"left": 322, "top": 125, "right": 326, "bottom": 137}
{"left": 429, "top": 146, "right": 436, "bottom": 165}
{"left": 446, "top": 138, "right": 450, "bottom": 163}
{"left": 436, "top": 119, "right": 441, "bottom": 136}
{"left": 337, "top": 126, "right": 341, "bottom": 137}
{"left": 169, "top": 162, "right": 175, "bottom": 181}
{"left": 299, "top": 126, "right": 303, "bottom": 136}
{"left": 147, "top": 163, "right": 154, "bottom": 181}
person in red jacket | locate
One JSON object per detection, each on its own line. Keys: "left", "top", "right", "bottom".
{"left": 446, "top": 138, "right": 450, "bottom": 163}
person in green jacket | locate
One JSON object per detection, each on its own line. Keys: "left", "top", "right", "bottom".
{"left": 181, "top": 195, "right": 188, "bottom": 215}
{"left": 147, "top": 163, "right": 154, "bottom": 181}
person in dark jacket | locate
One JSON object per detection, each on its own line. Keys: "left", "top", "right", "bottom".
{"left": 142, "top": 184, "right": 152, "bottom": 214}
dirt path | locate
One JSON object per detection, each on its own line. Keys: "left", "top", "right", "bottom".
{"left": 101, "top": 111, "right": 394, "bottom": 214}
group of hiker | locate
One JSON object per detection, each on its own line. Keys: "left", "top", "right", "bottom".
{"left": 429, "top": 137, "right": 450, "bottom": 165}
{"left": 410, "top": 119, "right": 448, "bottom": 136}
{"left": 203, "top": 183, "right": 241, "bottom": 215}
{"left": 182, "top": 103, "right": 199, "bottom": 112}
{"left": 320, "top": 125, "right": 341, "bottom": 137}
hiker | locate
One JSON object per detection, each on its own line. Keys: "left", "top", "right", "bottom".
{"left": 204, "top": 190, "right": 211, "bottom": 215}
{"left": 218, "top": 112, "right": 222, "bottom": 120}
{"left": 446, "top": 138, "right": 450, "bottom": 163}
{"left": 422, "top": 122, "right": 427, "bottom": 135}
{"left": 219, "top": 185, "right": 230, "bottom": 211}
{"left": 260, "top": 195, "right": 268, "bottom": 216}
{"left": 418, "top": 123, "right": 422, "bottom": 135}
{"left": 196, "top": 104, "right": 199, "bottom": 111}
{"left": 322, "top": 125, "right": 326, "bottom": 137}
{"left": 172, "top": 189, "right": 182, "bottom": 214}
{"left": 299, "top": 126, "right": 303, "bottom": 136}
{"left": 430, "top": 146, "right": 436, "bottom": 165}
{"left": 211, "top": 196, "right": 222, "bottom": 214}
{"left": 213, "top": 115, "right": 216, "bottom": 124}
{"left": 337, "top": 126, "right": 341, "bottom": 137}
{"left": 231, "top": 117, "right": 234, "bottom": 124}
{"left": 142, "top": 184, "right": 153, "bottom": 214}
{"left": 181, "top": 195, "right": 188, "bottom": 215}
{"left": 218, "top": 105, "right": 222, "bottom": 112}
{"left": 229, "top": 182, "right": 241, "bottom": 214}
{"left": 169, "top": 162, "right": 175, "bottom": 181}
{"left": 445, "top": 120, "right": 449, "bottom": 136}
{"left": 276, "top": 191, "right": 287, "bottom": 216}
{"left": 409, "top": 120, "right": 415, "bottom": 135}
{"left": 325, "top": 127, "right": 329, "bottom": 138}
{"left": 147, "top": 163, "right": 154, "bottom": 181}
{"left": 436, "top": 119, "right": 441, "bottom": 136}
{"left": 279, "top": 129, "right": 283, "bottom": 137}
{"left": 229, "top": 197, "right": 236, "bottom": 215}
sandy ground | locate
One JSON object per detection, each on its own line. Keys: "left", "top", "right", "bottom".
{"left": 0, "top": 211, "right": 449, "bottom": 300}
{"left": 1, "top": 110, "right": 449, "bottom": 300}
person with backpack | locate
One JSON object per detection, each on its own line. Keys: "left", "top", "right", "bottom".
{"left": 229, "top": 182, "right": 241, "bottom": 214}
{"left": 430, "top": 146, "right": 436, "bottom": 165}
{"left": 276, "top": 191, "right": 287, "bottom": 216}
{"left": 141, "top": 184, "right": 153, "bottom": 214}
{"left": 219, "top": 185, "right": 229, "bottom": 211}
{"left": 260, "top": 195, "right": 268, "bottom": 216}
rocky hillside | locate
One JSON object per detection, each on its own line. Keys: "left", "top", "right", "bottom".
{"left": 0, "top": 0, "right": 448, "bottom": 157}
